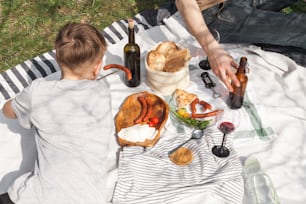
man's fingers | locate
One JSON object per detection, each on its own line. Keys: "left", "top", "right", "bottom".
{"left": 219, "top": 70, "right": 233, "bottom": 92}
{"left": 231, "top": 60, "right": 239, "bottom": 69}
{"left": 218, "top": 67, "right": 240, "bottom": 92}
{"left": 227, "top": 70, "right": 240, "bottom": 88}
{"left": 223, "top": 79, "right": 233, "bottom": 92}
{"left": 208, "top": 53, "right": 240, "bottom": 92}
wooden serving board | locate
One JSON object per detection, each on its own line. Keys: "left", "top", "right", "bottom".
{"left": 115, "top": 91, "right": 169, "bottom": 147}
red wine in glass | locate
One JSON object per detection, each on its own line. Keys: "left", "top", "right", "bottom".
{"left": 219, "top": 122, "right": 235, "bottom": 134}
{"left": 212, "top": 121, "right": 235, "bottom": 157}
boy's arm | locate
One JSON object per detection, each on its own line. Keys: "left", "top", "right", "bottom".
{"left": 2, "top": 100, "right": 17, "bottom": 119}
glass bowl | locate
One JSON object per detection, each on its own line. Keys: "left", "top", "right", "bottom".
{"left": 168, "top": 94, "right": 222, "bottom": 130}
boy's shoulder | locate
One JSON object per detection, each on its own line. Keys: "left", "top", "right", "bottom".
{"left": 25, "top": 78, "right": 60, "bottom": 95}
{"left": 29, "top": 78, "right": 108, "bottom": 92}
{"left": 29, "top": 77, "right": 52, "bottom": 88}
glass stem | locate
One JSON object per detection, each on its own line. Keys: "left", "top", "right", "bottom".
{"left": 220, "top": 133, "right": 226, "bottom": 149}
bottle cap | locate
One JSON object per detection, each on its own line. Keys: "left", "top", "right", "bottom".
{"left": 128, "top": 19, "right": 134, "bottom": 29}
{"left": 243, "top": 157, "right": 261, "bottom": 175}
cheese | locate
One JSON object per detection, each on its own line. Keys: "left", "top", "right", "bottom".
{"left": 118, "top": 124, "right": 157, "bottom": 142}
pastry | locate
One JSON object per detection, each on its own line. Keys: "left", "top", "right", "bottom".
{"left": 174, "top": 89, "right": 198, "bottom": 108}
{"left": 169, "top": 147, "right": 193, "bottom": 165}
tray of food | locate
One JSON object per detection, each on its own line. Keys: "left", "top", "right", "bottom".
{"left": 115, "top": 91, "right": 169, "bottom": 147}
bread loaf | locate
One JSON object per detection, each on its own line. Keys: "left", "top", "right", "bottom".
{"left": 155, "top": 41, "right": 178, "bottom": 57}
{"left": 147, "top": 41, "right": 191, "bottom": 72}
{"left": 147, "top": 50, "right": 166, "bottom": 71}
{"left": 164, "top": 49, "right": 191, "bottom": 72}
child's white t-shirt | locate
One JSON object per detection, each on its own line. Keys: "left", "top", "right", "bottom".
{"left": 8, "top": 78, "right": 114, "bottom": 204}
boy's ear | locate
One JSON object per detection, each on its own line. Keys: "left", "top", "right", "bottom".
{"left": 93, "top": 59, "right": 103, "bottom": 77}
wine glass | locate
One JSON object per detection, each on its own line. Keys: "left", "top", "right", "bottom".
{"left": 212, "top": 109, "right": 240, "bottom": 157}
{"left": 198, "top": 29, "right": 220, "bottom": 70}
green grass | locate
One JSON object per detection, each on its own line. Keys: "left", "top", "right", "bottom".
{"left": 282, "top": 0, "right": 306, "bottom": 13}
{"left": 0, "top": 0, "right": 168, "bottom": 72}
{"left": 0, "top": 0, "right": 305, "bottom": 73}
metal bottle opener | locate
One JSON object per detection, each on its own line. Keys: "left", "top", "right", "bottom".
{"left": 200, "top": 72, "right": 222, "bottom": 98}
{"left": 96, "top": 70, "right": 120, "bottom": 80}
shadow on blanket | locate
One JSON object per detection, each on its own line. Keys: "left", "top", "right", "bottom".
{"left": 0, "top": 112, "right": 36, "bottom": 193}
{"left": 256, "top": 44, "right": 306, "bottom": 67}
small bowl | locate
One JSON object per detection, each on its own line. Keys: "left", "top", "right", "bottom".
{"left": 145, "top": 42, "right": 191, "bottom": 96}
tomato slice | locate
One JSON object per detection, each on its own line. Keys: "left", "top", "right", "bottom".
{"left": 148, "top": 117, "right": 159, "bottom": 127}
{"left": 148, "top": 121, "right": 155, "bottom": 127}
{"left": 150, "top": 117, "right": 159, "bottom": 125}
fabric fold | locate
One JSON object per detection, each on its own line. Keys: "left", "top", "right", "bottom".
{"left": 112, "top": 128, "right": 244, "bottom": 204}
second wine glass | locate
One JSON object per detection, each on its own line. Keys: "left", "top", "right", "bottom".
{"left": 212, "top": 109, "right": 240, "bottom": 157}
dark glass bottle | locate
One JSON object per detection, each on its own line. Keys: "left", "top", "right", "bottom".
{"left": 227, "top": 57, "right": 248, "bottom": 109}
{"left": 123, "top": 19, "right": 141, "bottom": 87}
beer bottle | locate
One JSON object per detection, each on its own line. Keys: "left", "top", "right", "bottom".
{"left": 123, "top": 19, "right": 141, "bottom": 87}
{"left": 227, "top": 57, "right": 248, "bottom": 109}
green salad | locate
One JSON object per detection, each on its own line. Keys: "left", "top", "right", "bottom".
{"left": 170, "top": 108, "right": 211, "bottom": 130}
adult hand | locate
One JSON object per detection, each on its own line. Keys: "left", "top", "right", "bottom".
{"left": 206, "top": 41, "right": 239, "bottom": 92}
{"left": 174, "top": 0, "right": 240, "bottom": 91}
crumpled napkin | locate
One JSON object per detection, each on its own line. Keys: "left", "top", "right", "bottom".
{"left": 112, "top": 127, "right": 244, "bottom": 204}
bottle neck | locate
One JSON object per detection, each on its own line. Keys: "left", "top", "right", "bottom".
{"left": 128, "top": 28, "right": 135, "bottom": 44}
{"left": 237, "top": 57, "right": 247, "bottom": 74}
{"left": 237, "top": 67, "right": 246, "bottom": 74}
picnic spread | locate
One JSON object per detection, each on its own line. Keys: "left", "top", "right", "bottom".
{"left": 1, "top": 9, "right": 306, "bottom": 204}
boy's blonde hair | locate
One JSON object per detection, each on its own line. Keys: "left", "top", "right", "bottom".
{"left": 55, "top": 23, "right": 107, "bottom": 69}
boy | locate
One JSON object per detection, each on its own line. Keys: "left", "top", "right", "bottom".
{"left": 1, "top": 22, "right": 114, "bottom": 203}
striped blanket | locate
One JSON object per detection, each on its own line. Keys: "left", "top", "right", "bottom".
{"left": 113, "top": 128, "right": 244, "bottom": 204}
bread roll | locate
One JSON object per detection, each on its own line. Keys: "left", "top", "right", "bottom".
{"left": 164, "top": 49, "right": 191, "bottom": 72}
{"left": 155, "top": 41, "right": 178, "bottom": 57}
{"left": 147, "top": 41, "right": 191, "bottom": 72}
{"left": 147, "top": 50, "right": 166, "bottom": 71}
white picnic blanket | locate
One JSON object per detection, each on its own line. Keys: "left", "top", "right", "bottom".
{"left": 0, "top": 11, "right": 306, "bottom": 204}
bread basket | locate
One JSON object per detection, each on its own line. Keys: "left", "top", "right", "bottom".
{"left": 145, "top": 41, "right": 191, "bottom": 96}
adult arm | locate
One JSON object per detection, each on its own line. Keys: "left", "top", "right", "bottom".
{"left": 175, "top": 0, "right": 239, "bottom": 91}
{"left": 2, "top": 100, "right": 17, "bottom": 119}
